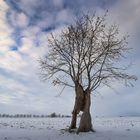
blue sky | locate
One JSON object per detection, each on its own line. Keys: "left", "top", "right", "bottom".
{"left": 0, "top": 0, "right": 140, "bottom": 116}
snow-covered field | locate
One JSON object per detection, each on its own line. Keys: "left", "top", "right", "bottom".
{"left": 0, "top": 117, "right": 140, "bottom": 140}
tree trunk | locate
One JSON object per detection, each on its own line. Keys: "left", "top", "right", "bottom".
{"left": 69, "top": 82, "right": 85, "bottom": 131}
{"left": 69, "top": 110, "right": 77, "bottom": 131}
{"left": 77, "top": 90, "right": 94, "bottom": 134}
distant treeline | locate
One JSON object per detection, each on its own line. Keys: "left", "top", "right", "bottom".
{"left": 0, "top": 113, "right": 71, "bottom": 118}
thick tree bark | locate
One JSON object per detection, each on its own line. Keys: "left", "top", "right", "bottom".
{"left": 69, "top": 83, "right": 95, "bottom": 133}
{"left": 69, "top": 110, "right": 77, "bottom": 130}
{"left": 69, "top": 82, "right": 85, "bottom": 131}
{"left": 77, "top": 90, "right": 94, "bottom": 134}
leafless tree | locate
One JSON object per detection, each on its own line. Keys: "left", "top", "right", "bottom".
{"left": 39, "top": 13, "right": 137, "bottom": 133}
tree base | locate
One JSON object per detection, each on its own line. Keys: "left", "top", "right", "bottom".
{"left": 69, "top": 126, "right": 77, "bottom": 133}
{"left": 76, "top": 112, "right": 94, "bottom": 134}
{"left": 68, "top": 128, "right": 77, "bottom": 133}
{"left": 66, "top": 128, "right": 95, "bottom": 134}
{"left": 69, "top": 125, "right": 77, "bottom": 130}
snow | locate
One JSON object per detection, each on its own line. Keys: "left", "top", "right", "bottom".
{"left": 0, "top": 117, "right": 140, "bottom": 140}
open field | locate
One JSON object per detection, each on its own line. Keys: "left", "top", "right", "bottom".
{"left": 0, "top": 117, "right": 140, "bottom": 140}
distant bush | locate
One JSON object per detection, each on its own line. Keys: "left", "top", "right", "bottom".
{"left": 50, "top": 112, "right": 57, "bottom": 118}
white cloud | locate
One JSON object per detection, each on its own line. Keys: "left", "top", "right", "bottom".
{"left": 0, "top": 94, "right": 14, "bottom": 104}
{"left": 0, "top": 51, "right": 27, "bottom": 74}
{"left": 0, "top": 0, "right": 14, "bottom": 47}
{"left": 52, "top": 0, "right": 64, "bottom": 8}
{"left": 109, "top": 0, "right": 140, "bottom": 35}
{"left": 56, "top": 9, "right": 74, "bottom": 24}
{"left": 15, "top": 12, "right": 29, "bottom": 28}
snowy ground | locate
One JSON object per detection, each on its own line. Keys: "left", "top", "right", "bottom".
{"left": 0, "top": 117, "right": 140, "bottom": 140}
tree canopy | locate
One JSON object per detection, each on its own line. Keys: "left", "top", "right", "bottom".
{"left": 39, "top": 13, "right": 137, "bottom": 92}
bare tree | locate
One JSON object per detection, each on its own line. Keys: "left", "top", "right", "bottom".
{"left": 39, "top": 13, "right": 137, "bottom": 133}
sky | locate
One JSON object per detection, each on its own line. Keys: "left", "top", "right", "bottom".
{"left": 0, "top": 0, "right": 140, "bottom": 117}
